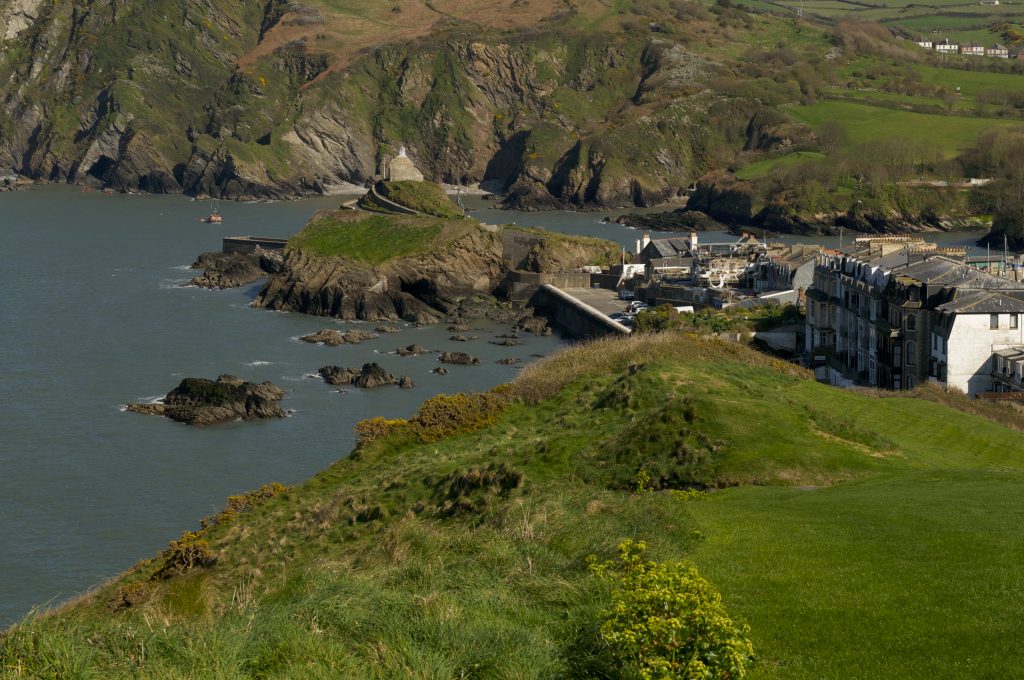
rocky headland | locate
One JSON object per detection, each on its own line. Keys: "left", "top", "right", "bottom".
{"left": 126, "top": 375, "right": 286, "bottom": 426}
{"left": 190, "top": 249, "right": 284, "bottom": 289}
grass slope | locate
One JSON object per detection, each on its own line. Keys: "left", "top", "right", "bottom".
{"left": 376, "top": 181, "right": 464, "bottom": 219}
{"left": 4, "top": 333, "right": 1024, "bottom": 678}
{"left": 287, "top": 210, "right": 472, "bottom": 263}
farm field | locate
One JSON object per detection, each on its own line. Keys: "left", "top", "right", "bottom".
{"left": 787, "top": 100, "right": 1024, "bottom": 154}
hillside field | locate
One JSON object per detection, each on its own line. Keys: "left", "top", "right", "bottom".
{"left": 4, "top": 333, "right": 1024, "bottom": 678}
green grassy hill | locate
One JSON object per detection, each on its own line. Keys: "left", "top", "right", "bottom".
{"left": 5, "top": 333, "right": 1024, "bottom": 678}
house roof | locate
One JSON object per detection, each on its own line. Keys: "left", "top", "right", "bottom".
{"left": 994, "top": 346, "right": 1024, "bottom": 361}
{"left": 991, "top": 43, "right": 1008, "bottom": 50}
{"left": 644, "top": 238, "right": 692, "bottom": 259}
{"left": 935, "top": 289, "right": 1024, "bottom": 314}
{"left": 895, "top": 255, "right": 1023, "bottom": 290}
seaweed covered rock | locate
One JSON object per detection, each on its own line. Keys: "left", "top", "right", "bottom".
{"left": 439, "top": 352, "right": 480, "bottom": 365}
{"left": 126, "top": 375, "right": 286, "bottom": 426}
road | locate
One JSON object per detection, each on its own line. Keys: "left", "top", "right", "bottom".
{"left": 559, "top": 287, "right": 630, "bottom": 317}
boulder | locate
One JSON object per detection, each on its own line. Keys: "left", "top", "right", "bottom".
{"left": 302, "top": 329, "right": 346, "bottom": 346}
{"left": 497, "top": 357, "right": 520, "bottom": 365}
{"left": 375, "top": 325, "right": 401, "bottom": 333}
{"left": 432, "top": 367, "right": 449, "bottom": 375}
{"left": 398, "top": 376, "right": 415, "bottom": 389}
{"left": 489, "top": 338, "right": 521, "bottom": 347}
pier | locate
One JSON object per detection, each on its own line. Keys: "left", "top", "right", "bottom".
{"left": 222, "top": 236, "right": 288, "bottom": 255}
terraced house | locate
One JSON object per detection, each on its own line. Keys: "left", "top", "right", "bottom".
{"left": 805, "top": 239, "right": 1024, "bottom": 397}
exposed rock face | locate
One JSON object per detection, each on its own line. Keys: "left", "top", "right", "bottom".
{"left": 0, "top": 3, "right": 777, "bottom": 209}
{"left": 190, "top": 250, "right": 283, "bottom": 289}
{"left": 513, "top": 314, "right": 551, "bottom": 336}
{"left": 126, "top": 375, "right": 286, "bottom": 426}
{"left": 254, "top": 227, "right": 506, "bottom": 323}
{"left": 439, "top": 352, "right": 480, "bottom": 366}
{"left": 301, "top": 329, "right": 378, "bottom": 346}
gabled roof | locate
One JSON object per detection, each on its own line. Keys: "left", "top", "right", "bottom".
{"left": 895, "top": 255, "right": 1023, "bottom": 290}
{"left": 644, "top": 238, "right": 692, "bottom": 259}
{"left": 935, "top": 289, "right": 1024, "bottom": 314}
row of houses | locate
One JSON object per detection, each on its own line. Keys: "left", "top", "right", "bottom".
{"left": 804, "top": 236, "right": 1024, "bottom": 398}
{"left": 916, "top": 38, "right": 1011, "bottom": 58}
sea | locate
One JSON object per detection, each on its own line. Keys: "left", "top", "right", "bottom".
{"left": 0, "top": 186, "right": 990, "bottom": 627}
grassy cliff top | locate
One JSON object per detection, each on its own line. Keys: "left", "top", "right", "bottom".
{"left": 374, "top": 181, "right": 465, "bottom": 219}
{"left": 6, "top": 332, "right": 1024, "bottom": 677}
{"left": 287, "top": 210, "right": 476, "bottom": 264}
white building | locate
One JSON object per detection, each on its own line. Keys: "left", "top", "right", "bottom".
{"left": 931, "top": 291, "right": 1024, "bottom": 395}
{"left": 961, "top": 41, "right": 985, "bottom": 56}
{"left": 915, "top": 37, "right": 933, "bottom": 49}
{"left": 935, "top": 39, "right": 959, "bottom": 53}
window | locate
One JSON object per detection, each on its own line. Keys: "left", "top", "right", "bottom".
{"left": 906, "top": 315, "right": 916, "bottom": 332}
{"left": 906, "top": 341, "right": 916, "bottom": 367}
{"left": 991, "top": 314, "right": 1000, "bottom": 329}
{"left": 1012, "top": 314, "right": 1019, "bottom": 330}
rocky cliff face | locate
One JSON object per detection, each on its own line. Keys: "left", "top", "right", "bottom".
{"left": 0, "top": 0, "right": 794, "bottom": 209}
{"left": 254, "top": 226, "right": 507, "bottom": 323}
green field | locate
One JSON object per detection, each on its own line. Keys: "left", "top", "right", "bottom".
{"left": 6, "top": 332, "right": 1024, "bottom": 677}
{"left": 288, "top": 211, "right": 468, "bottom": 263}
{"left": 788, "top": 100, "right": 1024, "bottom": 154}
{"left": 736, "top": 151, "right": 826, "bottom": 180}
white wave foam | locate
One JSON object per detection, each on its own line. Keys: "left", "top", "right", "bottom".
{"left": 245, "top": 360, "right": 273, "bottom": 367}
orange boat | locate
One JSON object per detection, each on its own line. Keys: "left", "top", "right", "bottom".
{"left": 200, "top": 210, "right": 223, "bottom": 224}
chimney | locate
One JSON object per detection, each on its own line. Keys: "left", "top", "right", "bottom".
{"left": 636, "top": 238, "right": 642, "bottom": 255}
{"left": 642, "top": 231, "right": 651, "bottom": 251}
{"left": 690, "top": 231, "right": 698, "bottom": 251}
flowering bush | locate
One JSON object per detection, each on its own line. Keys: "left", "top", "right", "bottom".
{"left": 589, "top": 540, "right": 754, "bottom": 679}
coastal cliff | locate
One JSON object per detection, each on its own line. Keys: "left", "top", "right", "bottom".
{"left": 0, "top": 0, "right": 817, "bottom": 209}
{"left": 250, "top": 204, "right": 620, "bottom": 323}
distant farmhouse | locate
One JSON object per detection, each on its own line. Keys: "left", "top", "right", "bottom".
{"left": 918, "top": 36, "right": 1012, "bottom": 58}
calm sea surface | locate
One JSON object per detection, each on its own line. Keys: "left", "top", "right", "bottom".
{"left": 0, "top": 187, "right": 990, "bottom": 627}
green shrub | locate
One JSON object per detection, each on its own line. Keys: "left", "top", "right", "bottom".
{"left": 201, "top": 482, "right": 289, "bottom": 529}
{"left": 354, "top": 416, "right": 411, "bottom": 445}
{"left": 589, "top": 540, "right": 754, "bottom": 679}
{"left": 410, "top": 392, "right": 509, "bottom": 443}
{"left": 153, "top": 531, "right": 216, "bottom": 580}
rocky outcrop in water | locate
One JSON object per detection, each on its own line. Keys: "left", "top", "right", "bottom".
{"left": 439, "top": 352, "right": 480, "bottom": 366}
{"left": 301, "top": 329, "right": 377, "bottom": 346}
{"left": 190, "top": 250, "right": 283, "bottom": 289}
{"left": 254, "top": 226, "right": 507, "bottom": 323}
{"left": 126, "top": 375, "right": 286, "bottom": 426}
{"left": 318, "top": 363, "right": 408, "bottom": 389}
{"left": 396, "top": 344, "right": 430, "bottom": 357}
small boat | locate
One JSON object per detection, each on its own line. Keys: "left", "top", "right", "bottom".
{"left": 200, "top": 200, "right": 223, "bottom": 223}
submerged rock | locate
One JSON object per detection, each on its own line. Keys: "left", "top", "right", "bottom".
{"left": 375, "top": 325, "right": 400, "bottom": 333}
{"left": 301, "top": 329, "right": 378, "bottom": 346}
{"left": 489, "top": 338, "right": 521, "bottom": 347}
{"left": 497, "top": 357, "right": 520, "bottom": 365}
{"left": 126, "top": 375, "right": 286, "bottom": 426}
{"left": 398, "top": 376, "right": 415, "bottom": 389}
{"left": 396, "top": 344, "right": 429, "bottom": 357}
{"left": 432, "top": 367, "right": 449, "bottom": 375}
{"left": 439, "top": 352, "right": 480, "bottom": 366}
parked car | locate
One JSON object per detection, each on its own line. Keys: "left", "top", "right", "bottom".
{"left": 617, "top": 289, "right": 635, "bottom": 300}
{"left": 627, "top": 301, "right": 649, "bottom": 314}
{"left": 609, "top": 312, "right": 629, "bottom": 322}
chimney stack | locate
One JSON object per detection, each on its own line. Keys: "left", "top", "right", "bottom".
{"left": 690, "top": 231, "right": 698, "bottom": 251}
